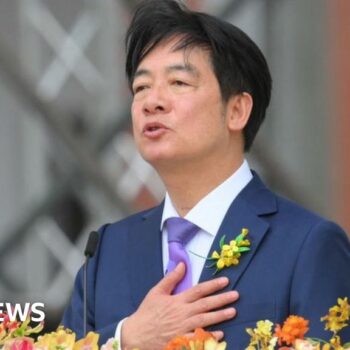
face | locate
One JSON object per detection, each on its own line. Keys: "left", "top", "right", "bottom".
{"left": 131, "top": 37, "right": 234, "bottom": 171}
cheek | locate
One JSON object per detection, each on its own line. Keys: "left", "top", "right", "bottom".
{"left": 131, "top": 117, "right": 143, "bottom": 148}
{"left": 131, "top": 104, "right": 141, "bottom": 131}
{"left": 180, "top": 97, "right": 224, "bottom": 134}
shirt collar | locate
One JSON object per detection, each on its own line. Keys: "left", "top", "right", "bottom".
{"left": 161, "top": 159, "right": 253, "bottom": 235}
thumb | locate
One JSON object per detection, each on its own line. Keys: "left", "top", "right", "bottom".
{"left": 211, "top": 331, "right": 224, "bottom": 341}
{"left": 155, "top": 262, "right": 186, "bottom": 294}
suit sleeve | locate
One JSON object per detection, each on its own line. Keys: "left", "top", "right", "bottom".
{"left": 290, "top": 220, "right": 350, "bottom": 342}
{"left": 61, "top": 224, "right": 116, "bottom": 345}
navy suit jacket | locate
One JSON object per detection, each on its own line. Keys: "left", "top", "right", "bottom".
{"left": 62, "top": 173, "right": 350, "bottom": 348}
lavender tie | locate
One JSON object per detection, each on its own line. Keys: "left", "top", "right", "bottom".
{"left": 166, "top": 217, "right": 199, "bottom": 294}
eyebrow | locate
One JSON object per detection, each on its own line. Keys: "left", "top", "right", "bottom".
{"left": 133, "top": 63, "right": 200, "bottom": 80}
{"left": 166, "top": 63, "right": 200, "bottom": 77}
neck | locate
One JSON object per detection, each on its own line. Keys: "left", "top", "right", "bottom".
{"left": 157, "top": 155, "right": 244, "bottom": 217}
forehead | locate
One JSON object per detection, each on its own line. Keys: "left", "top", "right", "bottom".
{"left": 135, "top": 37, "right": 212, "bottom": 74}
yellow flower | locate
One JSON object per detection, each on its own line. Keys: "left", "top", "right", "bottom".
{"left": 229, "top": 241, "right": 239, "bottom": 252}
{"left": 246, "top": 320, "right": 275, "bottom": 350}
{"left": 268, "top": 337, "right": 278, "bottom": 350}
{"left": 321, "top": 297, "right": 350, "bottom": 333}
{"left": 211, "top": 251, "right": 220, "bottom": 259}
{"left": 203, "top": 338, "right": 227, "bottom": 350}
{"left": 35, "top": 327, "right": 76, "bottom": 350}
{"left": 240, "top": 239, "right": 251, "bottom": 247}
{"left": 327, "top": 335, "right": 350, "bottom": 350}
{"left": 73, "top": 331, "right": 99, "bottom": 350}
{"left": 240, "top": 228, "right": 248, "bottom": 236}
{"left": 256, "top": 320, "right": 274, "bottom": 337}
{"left": 216, "top": 259, "right": 225, "bottom": 269}
{"left": 209, "top": 228, "right": 251, "bottom": 274}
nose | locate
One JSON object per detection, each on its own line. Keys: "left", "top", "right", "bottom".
{"left": 143, "top": 85, "right": 171, "bottom": 115}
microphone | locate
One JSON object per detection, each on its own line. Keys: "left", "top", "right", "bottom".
{"left": 84, "top": 231, "right": 99, "bottom": 258}
{"left": 83, "top": 231, "right": 99, "bottom": 337}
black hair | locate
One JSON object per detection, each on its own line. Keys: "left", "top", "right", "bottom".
{"left": 125, "top": 0, "right": 272, "bottom": 151}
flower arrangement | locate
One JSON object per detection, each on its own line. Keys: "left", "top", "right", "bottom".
{"left": 0, "top": 316, "right": 222, "bottom": 350}
{"left": 0, "top": 312, "right": 108, "bottom": 350}
{"left": 0, "top": 312, "right": 43, "bottom": 348}
{"left": 0, "top": 298, "right": 348, "bottom": 350}
{"left": 244, "top": 297, "right": 350, "bottom": 350}
{"left": 208, "top": 228, "right": 251, "bottom": 274}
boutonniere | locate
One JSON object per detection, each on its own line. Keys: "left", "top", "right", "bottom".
{"left": 208, "top": 228, "right": 251, "bottom": 274}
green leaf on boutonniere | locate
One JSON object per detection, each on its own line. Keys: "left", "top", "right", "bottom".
{"left": 219, "top": 235, "right": 226, "bottom": 249}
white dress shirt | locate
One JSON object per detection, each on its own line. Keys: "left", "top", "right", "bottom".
{"left": 115, "top": 159, "right": 253, "bottom": 345}
{"left": 161, "top": 159, "right": 253, "bottom": 284}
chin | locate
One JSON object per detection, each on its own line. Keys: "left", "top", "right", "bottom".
{"left": 141, "top": 151, "right": 183, "bottom": 170}
{"left": 142, "top": 153, "right": 170, "bottom": 166}
{"left": 139, "top": 149, "right": 166, "bottom": 163}
{"left": 139, "top": 144, "right": 175, "bottom": 162}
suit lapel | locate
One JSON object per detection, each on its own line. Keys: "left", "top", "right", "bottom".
{"left": 198, "top": 173, "right": 277, "bottom": 292}
{"left": 127, "top": 173, "right": 277, "bottom": 304}
{"left": 128, "top": 203, "right": 164, "bottom": 307}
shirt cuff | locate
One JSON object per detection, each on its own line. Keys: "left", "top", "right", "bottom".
{"left": 114, "top": 317, "right": 127, "bottom": 350}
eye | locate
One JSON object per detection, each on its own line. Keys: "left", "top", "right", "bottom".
{"left": 133, "top": 85, "right": 148, "bottom": 94}
{"left": 172, "top": 80, "right": 188, "bottom": 87}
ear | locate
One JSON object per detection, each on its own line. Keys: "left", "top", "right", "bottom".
{"left": 226, "top": 92, "right": 253, "bottom": 132}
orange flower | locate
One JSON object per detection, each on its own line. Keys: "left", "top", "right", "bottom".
{"left": 164, "top": 335, "right": 190, "bottom": 350}
{"left": 192, "top": 328, "right": 213, "bottom": 342}
{"left": 189, "top": 329, "right": 214, "bottom": 350}
{"left": 164, "top": 329, "right": 216, "bottom": 350}
{"left": 274, "top": 316, "right": 309, "bottom": 346}
{"left": 73, "top": 331, "right": 99, "bottom": 350}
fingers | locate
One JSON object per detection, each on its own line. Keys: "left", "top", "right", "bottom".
{"left": 186, "top": 307, "right": 236, "bottom": 330}
{"left": 180, "top": 277, "right": 230, "bottom": 302}
{"left": 211, "top": 330, "right": 224, "bottom": 341}
{"left": 154, "top": 262, "right": 186, "bottom": 294}
{"left": 182, "top": 330, "right": 224, "bottom": 342}
{"left": 190, "top": 290, "right": 239, "bottom": 315}
{"left": 182, "top": 290, "right": 238, "bottom": 337}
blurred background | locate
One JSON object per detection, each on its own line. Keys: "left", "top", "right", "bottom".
{"left": 0, "top": 0, "right": 349, "bottom": 333}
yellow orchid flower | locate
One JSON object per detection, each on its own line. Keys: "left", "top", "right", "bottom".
{"left": 245, "top": 320, "right": 276, "bottom": 350}
{"left": 321, "top": 297, "right": 350, "bottom": 333}
{"left": 208, "top": 228, "right": 251, "bottom": 274}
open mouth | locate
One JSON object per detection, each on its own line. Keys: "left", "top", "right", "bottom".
{"left": 143, "top": 123, "right": 168, "bottom": 138}
{"left": 147, "top": 126, "right": 161, "bottom": 131}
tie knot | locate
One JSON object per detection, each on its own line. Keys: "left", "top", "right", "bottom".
{"left": 166, "top": 217, "right": 199, "bottom": 246}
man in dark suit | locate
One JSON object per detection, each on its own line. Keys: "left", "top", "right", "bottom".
{"left": 62, "top": 1, "right": 350, "bottom": 349}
